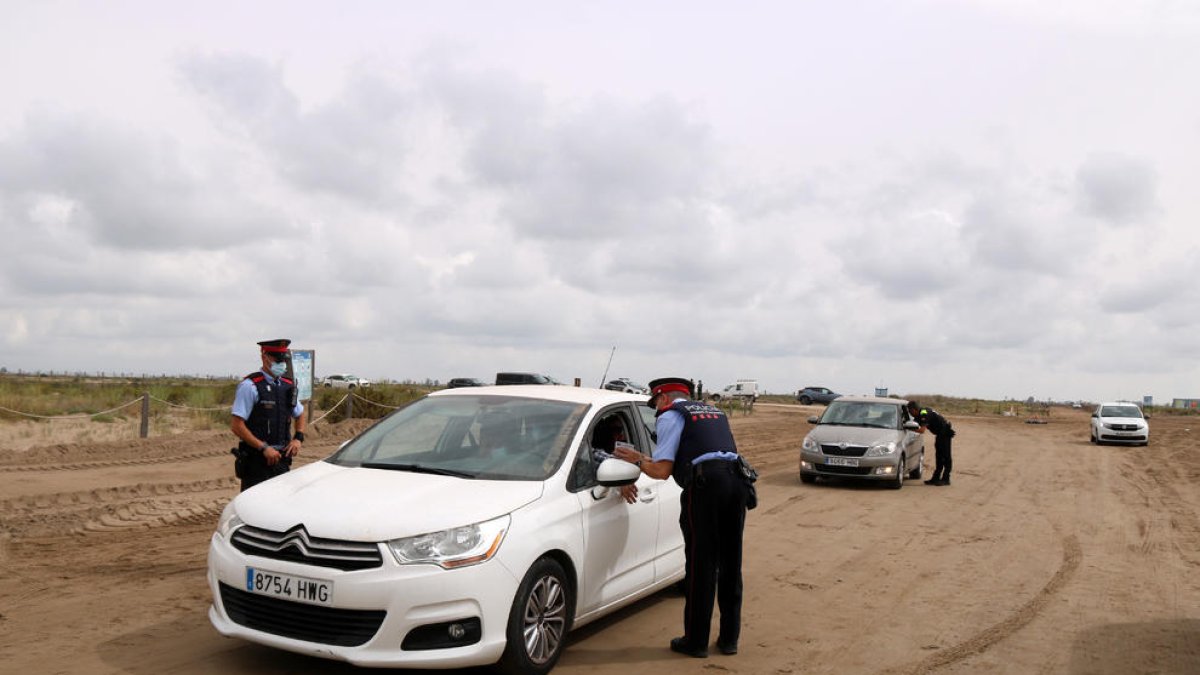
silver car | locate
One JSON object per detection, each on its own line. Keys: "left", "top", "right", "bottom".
{"left": 799, "top": 396, "right": 924, "bottom": 489}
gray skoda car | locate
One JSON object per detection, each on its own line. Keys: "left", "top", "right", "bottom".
{"left": 799, "top": 396, "right": 925, "bottom": 488}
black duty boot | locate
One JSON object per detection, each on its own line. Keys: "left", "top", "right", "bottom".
{"left": 670, "top": 637, "right": 708, "bottom": 658}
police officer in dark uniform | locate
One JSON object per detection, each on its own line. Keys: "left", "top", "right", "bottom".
{"left": 907, "top": 400, "right": 955, "bottom": 486}
{"left": 612, "top": 377, "right": 748, "bottom": 658}
{"left": 230, "top": 339, "right": 306, "bottom": 491}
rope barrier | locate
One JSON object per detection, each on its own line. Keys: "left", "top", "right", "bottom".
{"left": 309, "top": 394, "right": 350, "bottom": 426}
{"left": 147, "top": 395, "right": 228, "bottom": 412}
{"left": 0, "top": 398, "right": 145, "bottom": 420}
{"left": 350, "top": 392, "right": 406, "bottom": 410}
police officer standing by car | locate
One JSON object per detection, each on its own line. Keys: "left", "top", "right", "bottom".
{"left": 612, "top": 377, "right": 749, "bottom": 659}
{"left": 230, "top": 339, "right": 306, "bottom": 491}
{"left": 907, "top": 400, "right": 955, "bottom": 486}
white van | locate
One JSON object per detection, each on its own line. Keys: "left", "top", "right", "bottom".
{"left": 712, "top": 379, "right": 758, "bottom": 401}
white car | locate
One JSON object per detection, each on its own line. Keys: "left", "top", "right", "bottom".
{"left": 1090, "top": 401, "right": 1150, "bottom": 446}
{"left": 601, "top": 378, "right": 649, "bottom": 395}
{"left": 207, "top": 385, "right": 682, "bottom": 673}
{"left": 324, "top": 374, "right": 371, "bottom": 389}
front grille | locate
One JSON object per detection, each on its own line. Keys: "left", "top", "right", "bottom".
{"left": 1109, "top": 424, "right": 1140, "bottom": 431}
{"left": 817, "top": 464, "right": 873, "bottom": 476}
{"left": 231, "top": 524, "right": 383, "bottom": 571}
{"left": 1101, "top": 434, "right": 1146, "bottom": 442}
{"left": 219, "top": 583, "right": 386, "bottom": 647}
{"left": 821, "top": 444, "right": 868, "bottom": 457}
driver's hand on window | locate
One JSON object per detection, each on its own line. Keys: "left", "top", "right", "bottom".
{"left": 619, "top": 484, "right": 638, "bottom": 504}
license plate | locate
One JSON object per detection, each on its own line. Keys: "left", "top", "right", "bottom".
{"left": 246, "top": 568, "right": 333, "bottom": 605}
{"left": 826, "top": 457, "right": 859, "bottom": 467}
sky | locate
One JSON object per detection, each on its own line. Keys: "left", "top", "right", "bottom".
{"left": 1, "top": 1, "right": 1198, "bottom": 403}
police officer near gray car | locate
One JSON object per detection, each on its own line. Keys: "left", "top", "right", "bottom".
{"left": 907, "top": 400, "right": 955, "bottom": 486}
{"left": 230, "top": 339, "right": 306, "bottom": 491}
{"left": 612, "top": 377, "right": 751, "bottom": 659}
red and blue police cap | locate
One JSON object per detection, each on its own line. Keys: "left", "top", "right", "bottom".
{"left": 647, "top": 377, "right": 693, "bottom": 406}
{"left": 257, "top": 338, "right": 292, "bottom": 354}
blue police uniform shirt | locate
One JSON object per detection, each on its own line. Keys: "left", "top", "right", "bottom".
{"left": 231, "top": 369, "right": 305, "bottom": 421}
{"left": 651, "top": 406, "right": 738, "bottom": 465}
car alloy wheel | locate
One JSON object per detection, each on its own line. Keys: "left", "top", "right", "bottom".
{"left": 908, "top": 451, "right": 923, "bottom": 480}
{"left": 499, "top": 557, "right": 573, "bottom": 675}
{"left": 890, "top": 455, "right": 904, "bottom": 489}
{"left": 800, "top": 396, "right": 812, "bottom": 405}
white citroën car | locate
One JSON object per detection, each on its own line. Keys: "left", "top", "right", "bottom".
{"left": 207, "top": 385, "right": 681, "bottom": 674}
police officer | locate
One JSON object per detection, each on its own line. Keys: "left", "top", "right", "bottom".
{"left": 612, "top": 377, "right": 748, "bottom": 658}
{"left": 907, "top": 400, "right": 955, "bottom": 486}
{"left": 230, "top": 339, "right": 306, "bottom": 491}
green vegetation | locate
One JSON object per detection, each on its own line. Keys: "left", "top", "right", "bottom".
{"left": 0, "top": 374, "right": 437, "bottom": 427}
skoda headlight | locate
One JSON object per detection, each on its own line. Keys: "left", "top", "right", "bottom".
{"left": 802, "top": 436, "right": 819, "bottom": 452}
{"left": 216, "top": 502, "right": 244, "bottom": 540}
{"left": 388, "top": 514, "right": 510, "bottom": 569}
{"left": 865, "top": 441, "right": 897, "bottom": 457}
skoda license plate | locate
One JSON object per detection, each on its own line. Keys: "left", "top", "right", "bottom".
{"left": 826, "top": 457, "right": 859, "bottom": 467}
{"left": 246, "top": 567, "right": 333, "bottom": 605}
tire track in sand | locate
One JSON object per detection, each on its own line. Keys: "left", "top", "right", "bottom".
{"left": 883, "top": 534, "right": 1083, "bottom": 675}
{"left": 0, "top": 477, "right": 238, "bottom": 537}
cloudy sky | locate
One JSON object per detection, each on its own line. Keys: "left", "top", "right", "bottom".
{"left": 2, "top": 1, "right": 1198, "bottom": 402}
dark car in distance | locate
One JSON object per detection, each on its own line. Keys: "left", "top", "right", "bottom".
{"left": 446, "top": 378, "right": 487, "bottom": 389}
{"left": 797, "top": 386, "right": 840, "bottom": 405}
{"left": 495, "top": 372, "right": 559, "bottom": 385}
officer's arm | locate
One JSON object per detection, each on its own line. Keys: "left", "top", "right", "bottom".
{"left": 639, "top": 458, "right": 673, "bottom": 480}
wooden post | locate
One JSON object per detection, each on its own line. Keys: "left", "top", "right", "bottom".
{"left": 346, "top": 393, "right": 353, "bottom": 420}
{"left": 139, "top": 392, "right": 150, "bottom": 438}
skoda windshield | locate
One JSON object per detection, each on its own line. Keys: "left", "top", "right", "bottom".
{"left": 327, "top": 394, "right": 588, "bottom": 481}
{"left": 817, "top": 400, "right": 901, "bottom": 429}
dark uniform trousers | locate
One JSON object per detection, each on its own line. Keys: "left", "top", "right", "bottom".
{"left": 679, "top": 460, "right": 748, "bottom": 649}
{"left": 239, "top": 450, "right": 291, "bottom": 492}
{"left": 932, "top": 432, "right": 953, "bottom": 482}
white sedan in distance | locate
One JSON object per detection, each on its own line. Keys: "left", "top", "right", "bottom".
{"left": 1090, "top": 401, "right": 1151, "bottom": 446}
{"left": 207, "top": 385, "right": 679, "bottom": 674}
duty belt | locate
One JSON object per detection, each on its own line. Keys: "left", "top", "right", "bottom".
{"left": 692, "top": 459, "right": 739, "bottom": 480}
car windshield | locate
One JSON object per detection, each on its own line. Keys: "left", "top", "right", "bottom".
{"left": 1101, "top": 405, "right": 1143, "bottom": 418}
{"left": 818, "top": 401, "right": 900, "bottom": 429}
{"left": 327, "top": 394, "right": 588, "bottom": 481}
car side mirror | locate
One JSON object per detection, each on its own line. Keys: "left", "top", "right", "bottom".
{"left": 903, "top": 421, "right": 919, "bottom": 430}
{"left": 807, "top": 416, "right": 819, "bottom": 424}
{"left": 597, "top": 458, "right": 640, "bottom": 487}
{"left": 1143, "top": 413, "right": 1151, "bottom": 419}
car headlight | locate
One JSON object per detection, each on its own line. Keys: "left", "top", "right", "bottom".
{"left": 802, "top": 437, "right": 819, "bottom": 452}
{"left": 216, "top": 502, "right": 244, "bottom": 540}
{"left": 865, "top": 441, "right": 897, "bottom": 457}
{"left": 388, "top": 514, "right": 510, "bottom": 569}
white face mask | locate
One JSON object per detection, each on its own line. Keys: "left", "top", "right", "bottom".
{"left": 268, "top": 361, "right": 288, "bottom": 377}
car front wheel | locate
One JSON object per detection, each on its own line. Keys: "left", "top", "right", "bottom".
{"left": 799, "top": 396, "right": 812, "bottom": 405}
{"left": 908, "top": 451, "right": 923, "bottom": 480}
{"left": 498, "top": 557, "right": 573, "bottom": 675}
{"left": 890, "top": 455, "right": 904, "bottom": 489}
{"left": 800, "top": 473, "right": 816, "bottom": 484}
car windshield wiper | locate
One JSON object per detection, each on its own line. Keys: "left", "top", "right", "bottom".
{"left": 360, "top": 462, "right": 476, "bottom": 478}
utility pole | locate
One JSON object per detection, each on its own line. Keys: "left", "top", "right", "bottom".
{"left": 598, "top": 346, "right": 616, "bottom": 387}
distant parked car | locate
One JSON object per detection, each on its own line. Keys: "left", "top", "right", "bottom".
{"left": 797, "top": 386, "right": 840, "bottom": 405}
{"left": 495, "top": 372, "right": 557, "bottom": 385}
{"left": 324, "top": 374, "right": 371, "bottom": 389}
{"left": 446, "top": 378, "right": 487, "bottom": 389}
{"left": 800, "top": 396, "right": 924, "bottom": 488}
{"left": 603, "top": 378, "right": 649, "bottom": 395}
{"left": 1090, "top": 402, "right": 1150, "bottom": 446}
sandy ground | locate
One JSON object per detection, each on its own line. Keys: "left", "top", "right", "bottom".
{"left": 1, "top": 405, "right": 1197, "bottom": 675}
